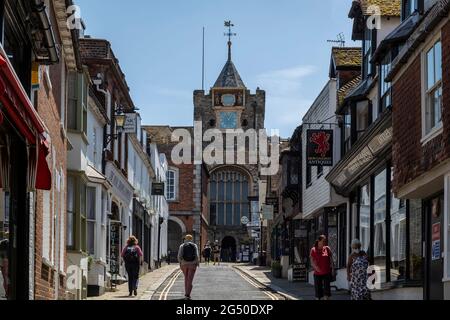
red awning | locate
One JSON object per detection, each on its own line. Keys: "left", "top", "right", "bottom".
{"left": 0, "top": 53, "right": 52, "bottom": 190}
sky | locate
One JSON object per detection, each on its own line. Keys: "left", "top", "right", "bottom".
{"left": 76, "top": 0, "right": 359, "bottom": 138}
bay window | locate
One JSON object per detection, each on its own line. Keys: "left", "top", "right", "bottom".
{"left": 87, "top": 187, "right": 96, "bottom": 256}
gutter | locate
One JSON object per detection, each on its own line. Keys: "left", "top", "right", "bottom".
{"left": 32, "top": 0, "right": 59, "bottom": 64}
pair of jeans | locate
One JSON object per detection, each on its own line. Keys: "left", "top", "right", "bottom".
{"left": 125, "top": 263, "right": 140, "bottom": 294}
{"left": 314, "top": 274, "right": 331, "bottom": 299}
{"left": 180, "top": 264, "right": 197, "bottom": 297}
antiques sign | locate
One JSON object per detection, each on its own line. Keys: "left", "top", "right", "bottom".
{"left": 307, "top": 130, "right": 333, "bottom": 166}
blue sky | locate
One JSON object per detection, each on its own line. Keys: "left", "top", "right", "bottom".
{"left": 76, "top": 0, "right": 359, "bottom": 138}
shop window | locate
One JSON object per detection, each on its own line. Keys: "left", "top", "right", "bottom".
{"left": 374, "top": 170, "right": 387, "bottom": 282}
{"left": 423, "top": 39, "right": 442, "bottom": 137}
{"left": 359, "top": 184, "right": 371, "bottom": 254}
{"left": 390, "top": 169, "right": 407, "bottom": 282}
{"left": 409, "top": 200, "right": 423, "bottom": 281}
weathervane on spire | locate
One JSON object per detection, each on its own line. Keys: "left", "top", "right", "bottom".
{"left": 224, "top": 20, "right": 236, "bottom": 61}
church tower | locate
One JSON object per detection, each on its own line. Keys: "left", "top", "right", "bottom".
{"left": 193, "top": 21, "right": 266, "bottom": 262}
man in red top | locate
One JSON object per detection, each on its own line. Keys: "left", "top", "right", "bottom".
{"left": 310, "top": 235, "right": 333, "bottom": 300}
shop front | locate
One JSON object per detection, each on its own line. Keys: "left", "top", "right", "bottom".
{"left": 327, "top": 114, "right": 424, "bottom": 298}
{"left": 0, "top": 51, "right": 52, "bottom": 300}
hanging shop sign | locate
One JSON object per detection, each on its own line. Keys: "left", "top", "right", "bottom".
{"left": 109, "top": 221, "right": 121, "bottom": 275}
{"left": 152, "top": 182, "right": 165, "bottom": 196}
{"left": 307, "top": 130, "right": 333, "bottom": 166}
{"left": 122, "top": 113, "right": 138, "bottom": 133}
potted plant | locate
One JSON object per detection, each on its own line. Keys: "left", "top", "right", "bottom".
{"left": 271, "top": 260, "right": 282, "bottom": 278}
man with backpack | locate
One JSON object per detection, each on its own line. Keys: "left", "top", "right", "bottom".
{"left": 178, "top": 234, "right": 199, "bottom": 300}
{"left": 121, "top": 236, "right": 143, "bottom": 297}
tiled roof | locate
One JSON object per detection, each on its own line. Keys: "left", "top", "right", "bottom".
{"left": 214, "top": 60, "right": 246, "bottom": 88}
{"left": 360, "top": 0, "right": 401, "bottom": 17}
{"left": 338, "top": 75, "right": 362, "bottom": 106}
{"left": 332, "top": 47, "right": 362, "bottom": 68}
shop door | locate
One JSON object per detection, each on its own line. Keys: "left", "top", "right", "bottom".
{"left": 426, "top": 195, "right": 444, "bottom": 300}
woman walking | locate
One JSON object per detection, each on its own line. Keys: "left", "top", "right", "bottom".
{"left": 121, "top": 236, "right": 143, "bottom": 297}
{"left": 310, "top": 235, "right": 333, "bottom": 300}
{"left": 347, "top": 239, "right": 371, "bottom": 300}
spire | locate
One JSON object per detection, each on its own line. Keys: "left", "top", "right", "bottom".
{"left": 224, "top": 20, "right": 236, "bottom": 62}
{"left": 213, "top": 21, "right": 245, "bottom": 88}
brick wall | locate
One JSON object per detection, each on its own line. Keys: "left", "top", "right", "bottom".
{"left": 392, "top": 19, "right": 450, "bottom": 193}
{"left": 34, "top": 66, "right": 67, "bottom": 300}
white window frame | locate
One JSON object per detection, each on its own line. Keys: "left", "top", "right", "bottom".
{"left": 86, "top": 186, "right": 97, "bottom": 257}
{"left": 421, "top": 33, "right": 443, "bottom": 145}
{"left": 166, "top": 168, "right": 179, "bottom": 201}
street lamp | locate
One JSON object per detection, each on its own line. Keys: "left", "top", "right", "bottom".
{"left": 106, "top": 105, "right": 127, "bottom": 145}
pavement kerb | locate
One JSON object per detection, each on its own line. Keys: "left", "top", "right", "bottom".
{"left": 232, "top": 265, "right": 299, "bottom": 301}
{"left": 140, "top": 265, "right": 180, "bottom": 300}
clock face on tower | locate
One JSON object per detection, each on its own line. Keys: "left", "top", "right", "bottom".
{"left": 221, "top": 94, "right": 236, "bottom": 107}
{"left": 219, "top": 112, "right": 238, "bottom": 129}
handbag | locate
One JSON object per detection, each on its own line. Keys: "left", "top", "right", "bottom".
{"left": 327, "top": 247, "right": 337, "bottom": 282}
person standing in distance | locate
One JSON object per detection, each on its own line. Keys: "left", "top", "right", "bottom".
{"left": 178, "top": 234, "right": 199, "bottom": 300}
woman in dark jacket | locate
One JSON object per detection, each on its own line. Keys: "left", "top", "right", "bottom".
{"left": 121, "top": 236, "right": 143, "bottom": 296}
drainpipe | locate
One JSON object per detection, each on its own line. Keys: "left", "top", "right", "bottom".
{"left": 32, "top": 0, "right": 59, "bottom": 64}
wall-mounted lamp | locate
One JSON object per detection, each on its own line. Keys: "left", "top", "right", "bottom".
{"left": 106, "top": 105, "right": 127, "bottom": 145}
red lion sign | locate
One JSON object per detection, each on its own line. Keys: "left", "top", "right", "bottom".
{"left": 307, "top": 130, "right": 333, "bottom": 166}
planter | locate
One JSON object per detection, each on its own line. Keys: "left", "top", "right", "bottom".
{"left": 272, "top": 268, "right": 282, "bottom": 278}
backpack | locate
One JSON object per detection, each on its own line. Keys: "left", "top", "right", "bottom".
{"left": 183, "top": 243, "right": 197, "bottom": 262}
{"left": 123, "top": 246, "right": 139, "bottom": 264}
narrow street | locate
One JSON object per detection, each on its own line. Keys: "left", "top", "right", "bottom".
{"left": 152, "top": 264, "right": 286, "bottom": 301}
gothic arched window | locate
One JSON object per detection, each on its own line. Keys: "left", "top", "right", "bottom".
{"left": 209, "top": 170, "right": 249, "bottom": 226}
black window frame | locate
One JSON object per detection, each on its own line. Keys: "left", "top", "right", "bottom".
{"left": 306, "top": 164, "right": 312, "bottom": 188}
